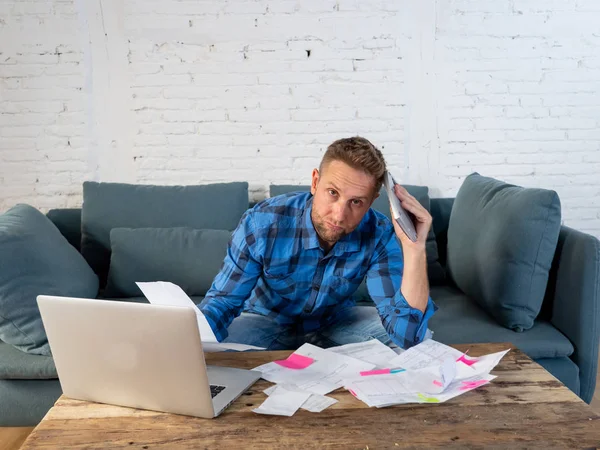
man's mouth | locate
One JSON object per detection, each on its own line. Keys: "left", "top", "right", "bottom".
{"left": 326, "top": 222, "right": 343, "bottom": 231}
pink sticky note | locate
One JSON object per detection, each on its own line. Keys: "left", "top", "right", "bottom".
{"left": 274, "top": 353, "right": 314, "bottom": 369}
{"left": 360, "top": 369, "right": 391, "bottom": 376}
{"left": 459, "top": 380, "right": 489, "bottom": 391}
{"left": 349, "top": 389, "right": 358, "bottom": 397}
{"left": 433, "top": 380, "right": 443, "bottom": 387}
{"left": 457, "top": 354, "right": 478, "bottom": 366}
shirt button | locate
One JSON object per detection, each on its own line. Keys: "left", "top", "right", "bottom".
{"left": 314, "top": 284, "right": 320, "bottom": 290}
{"left": 394, "top": 309, "right": 401, "bottom": 314}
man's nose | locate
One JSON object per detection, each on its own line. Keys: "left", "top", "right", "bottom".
{"left": 332, "top": 202, "right": 347, "bottom": 223}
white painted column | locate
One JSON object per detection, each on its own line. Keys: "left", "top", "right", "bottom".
{"left": 75, "top": 0, "right": 134, "bottom": 183}
{"left": 403, "top": 0, "right": 442, "bottom": 196}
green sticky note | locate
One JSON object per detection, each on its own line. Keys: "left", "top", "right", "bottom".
{"left": 417, "top": 393, "right": 440, "bottom": 403}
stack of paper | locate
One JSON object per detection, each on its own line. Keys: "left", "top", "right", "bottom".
{"left": 344, "top": 340, "right": 510, "bottom": 407}
{"left": 251, "top": 339, "right": 509, "bottom": 415}
{"left": 136, "top": 281, "right": 265, "bottom": 352}
{"left": 251, "top": 340, "right": 388, "bottom": 416}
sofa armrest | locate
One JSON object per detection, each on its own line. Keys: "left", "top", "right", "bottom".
{"left": 547, "top": 225, "right": 600, "bottom": 403}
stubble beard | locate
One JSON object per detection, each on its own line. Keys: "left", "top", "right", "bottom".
{"left": 311, "top": 209, "right": 347, "bottom": 246}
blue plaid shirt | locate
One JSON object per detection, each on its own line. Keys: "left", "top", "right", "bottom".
{"left": 199, "top": 192, "right": 437, "bottom": 349}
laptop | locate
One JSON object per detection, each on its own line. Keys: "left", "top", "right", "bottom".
{"left": 36, "top": 295, "right": 261, "bottom": 419}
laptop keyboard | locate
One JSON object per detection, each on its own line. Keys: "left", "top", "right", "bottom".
{"left": 210, "top": 385, "right": 226, "bottom": 398}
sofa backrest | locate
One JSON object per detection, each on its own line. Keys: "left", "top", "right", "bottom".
{"left": 46, "top": 208, "right": 82, "bottom": 252}
{"left": 430, "top": 198, "right": 455, "bottom": 269}
{"left": 47, "top": 194, "right": 458, "bottom": 281}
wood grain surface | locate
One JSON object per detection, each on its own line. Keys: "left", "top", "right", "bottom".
{"left": 20, "top": 343, "right": 600, "bottom": 449}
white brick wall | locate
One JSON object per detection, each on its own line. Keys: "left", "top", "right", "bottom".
{"left": 0, "top": 0, "right": 88, "bottom": 209}
{"left": 1, "top": 0, "right": 600, "bottom": 237}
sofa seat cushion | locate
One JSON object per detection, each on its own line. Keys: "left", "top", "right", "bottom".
{"left": 0, "top": 379, "right": 62, "bottom": 426}
{"left": 0, "top": 341, "right": 57, "bottom": 379}
{"left": 428, "top": 286, "right": 574, "bottom": 360}
{"left": 104, "top": 228, "right": 231, "bottom": 298}
{"left": 534, "top": 357, "right": 580, "bottom": 397}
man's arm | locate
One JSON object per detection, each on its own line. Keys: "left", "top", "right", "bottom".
{"left": 198, "top": 210, "right": 263, "bottom": 342}
{"left": 365, "top": 230, "right": 437, "bottom": 349}
{"left": 366, "top": 183, "right": 437, "bottom": 348}
{"left": 392, "top": 184, "right": 434, "bottom": 313}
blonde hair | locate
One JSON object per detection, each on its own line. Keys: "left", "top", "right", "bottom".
{"left": 319, "top": 136, "right": 387, "bottom": 193}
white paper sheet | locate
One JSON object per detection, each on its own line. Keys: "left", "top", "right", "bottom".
{"left": 253, "top": 343, "right": 375, "bottom": 395}
{"left": 137, "top": 281, "right": 218, "bottom": 341}
{"left": 264, "top": 384, "right": 338, "bottom": 413}
{"left": 345, "top": 372, "right": 418, "bottom": 407}
{"left": 345, "top": 372, "right": 497, "bottom": 408}
{"left": 253, "top": 385, "right": 311, "bottom": 416}
{"left": 328, "top": 339, "right": 399, "bottom": 368}
{"left": 403, "top": 356, "right": 458, "bottom": 395}
{"left": 463, "top": 349, "right": 511, "bottom": 378}
{"left": 136, "top": 281, "right": 264, "bottom": 352}
{"left": 387, "top": 339, "right": 465, "bottom": 371}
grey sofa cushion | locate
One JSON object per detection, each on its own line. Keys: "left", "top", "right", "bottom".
{"left": 81, "top": 181, "right": 249, "bottom": 285}
{"left": 0, "top": 204, "right": 99, "bottom": 356}
{"left": 0, "top": 341, "right": 57, "bottom": 379}
{"left": 270, "top": 184, "right": 445, "bottom": 289}
{"left": 105, "top": 228, "right": 231, "bottom": 298}
{"left": 0, "top": 379, "right": 62, "bottom": 426}
{"left": 446, "top": 173, "right": 561, "bottom": 332}
{"left": 428, "top": 285, "right": 573, "bottom": 359}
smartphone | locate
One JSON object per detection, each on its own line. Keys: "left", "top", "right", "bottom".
{"left": 383, "top": 171, "right": 418, "bottom": 242}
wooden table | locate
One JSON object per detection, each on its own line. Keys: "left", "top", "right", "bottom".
{"left": 20, "top": 343, "right": 600, "bottom": 449}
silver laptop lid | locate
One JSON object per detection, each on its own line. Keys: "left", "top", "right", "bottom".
{"left": 37, "top": 295, "right": 216, "bottom": 418}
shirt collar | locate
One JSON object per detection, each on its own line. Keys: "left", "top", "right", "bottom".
{"left": 301, "top": 196, "right": 362, "bottom": 254}
{"left": 301, "top": 196, "right": 321, "bottom": 250}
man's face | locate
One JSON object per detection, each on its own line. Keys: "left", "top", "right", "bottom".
{"left": 310, "top": 160, "right": 378, "bottom": 249}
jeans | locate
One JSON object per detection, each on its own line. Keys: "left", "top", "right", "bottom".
{"left": 222, "top": 306, "right": 422, "bottom": 350}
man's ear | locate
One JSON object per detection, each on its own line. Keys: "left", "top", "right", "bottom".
{"left": 310, "top": 168, "right": 320, "bottom": 195}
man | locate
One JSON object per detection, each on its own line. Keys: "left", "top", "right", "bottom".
{"left": 199, "top": 136, "right": 437, "bottom": 350}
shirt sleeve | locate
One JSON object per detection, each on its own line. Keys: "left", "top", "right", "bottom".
{"left": 365, "top": 227, "right": 437, "bottom": 349}
{"left": 198, "top": 210, "right": 263, "bottom": 342}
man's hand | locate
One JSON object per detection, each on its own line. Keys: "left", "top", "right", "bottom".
{"left": 391, "top": 184, "right": 432, "bottom": 255}
{"left": 390, "top": 184, "right": 432, "bottom": 313}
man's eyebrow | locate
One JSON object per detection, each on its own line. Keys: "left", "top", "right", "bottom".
{"left": 329, "top": 182, "right": 368, "bottom": 201}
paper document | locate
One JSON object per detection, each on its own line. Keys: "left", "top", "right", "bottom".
{"left": 253, "top": 343, "right": 375, "bottom": 395}
{"left": 344, "top": 340, "right": 509, "bottom": 407}
{"left": 253, "top": 385, "right": 311, "bottom": 416}
{"left": 264, "top": 384, "right": 338, "bottom": 413}
{"left": 458, "top": 349, "right": 511, "bottom": 378}
{"left": 387, "top": 339, "right": 465, "bottom": 370}
{"left": 345, "top": 372, "right": 497, "bottom": 407}
{"left": 136, "top": 281, "right": 264, "bottom": 352}
{"left": 401, "top": 356, "right": 456, "bottom": 395}
{"left": 328, "top": 339, "right": 399, "bottom": 368}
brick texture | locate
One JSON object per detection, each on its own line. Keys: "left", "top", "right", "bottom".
{"left": 1, "top": 0, "right": 599, "bottom": 237}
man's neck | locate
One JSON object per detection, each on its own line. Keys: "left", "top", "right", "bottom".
{"left": 318, "top": 238, "right": 334, "bottom": 254}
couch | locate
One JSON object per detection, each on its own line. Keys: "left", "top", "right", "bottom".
{"left": 1, "top": 174, "right": 598, "bottom": 426}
